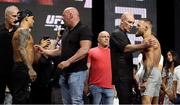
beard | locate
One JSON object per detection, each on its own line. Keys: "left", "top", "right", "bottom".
{"left": 30, "top": 23, "right": 34, "bottom": 29}
{"left": 136, "top": 31, "right": 143, "bottom": 37}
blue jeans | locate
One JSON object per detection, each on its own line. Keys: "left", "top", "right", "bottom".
{"left": 175, "top": 94, "right": 180, "bottom": 104}
{"left": 89, "top": 85, "right": 114, "bottom": 105}
{"left": 59, "top": 70, "right": 86, "bottom": 105}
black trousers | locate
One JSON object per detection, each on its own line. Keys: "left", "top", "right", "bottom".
{"left": 11, "top": 62, "right": 31, "bottom": 104}
{"left": 0, "top": 72, "right": 12, "bottom": 104}
{"left": 115, "top": 79, "right": 133, "bottom": 104}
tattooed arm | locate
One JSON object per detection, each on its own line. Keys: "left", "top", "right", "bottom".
{"left": 142, "top": 47, "right": 154, "bottom": 82}
{"left": 17, "top": 29, "right": 37, "bottom": 81}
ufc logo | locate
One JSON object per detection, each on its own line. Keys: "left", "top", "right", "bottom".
{"left": 45, "top": 15, "right": 64, "bottom": 31}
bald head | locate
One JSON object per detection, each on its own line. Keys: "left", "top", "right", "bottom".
{"left": 121, "top": 12, "right": 134, "bottom": 21}
{"left": 63, "top": 7, "right": 79, "bottom": 17}
{"left": 98, "top": 31, "right": 110, "bottom": 48}
{"left": 62, "top": 7, "right": 80, "bottom": 28}
{"left": 120, "top": 12, "right": 135, "bottom": 33}
{"left": 98, "top": 31, "right": 109, "bottom": 39}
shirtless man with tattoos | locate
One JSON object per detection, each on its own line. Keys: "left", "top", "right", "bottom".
{"left": 11, "top": 9, "right": 37, "bottom": 104}
{"left": 136, "top": 18, "right": 162, "bottom": 105}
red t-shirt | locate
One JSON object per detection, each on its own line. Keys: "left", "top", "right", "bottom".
{"left": 88, "top": 46, "right": 112, "bottom": 88}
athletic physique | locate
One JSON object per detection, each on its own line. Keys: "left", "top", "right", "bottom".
{"left": 136, "top": 19, "right": 161, "bottom": 105}
{"left": 12, "top": 15, "right": 36, "bottom": 82}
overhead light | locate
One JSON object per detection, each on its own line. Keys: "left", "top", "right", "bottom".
{"left": 74, "top": 0, "right": 83, "bottom": 1}
{"left": 136, "top": 0, "right": 144, "bottom": 1}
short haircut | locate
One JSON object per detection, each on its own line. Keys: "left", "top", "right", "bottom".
{"left": 14, "top": 9, "right": 33, "bottom": 23}
{"left": 5, "top": 5, "right": 18, "bottom": 17}
{"left": 141, "top": 18, "right": 152, "bottom": 27}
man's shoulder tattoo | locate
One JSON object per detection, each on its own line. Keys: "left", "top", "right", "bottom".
{"left": 18, "top": 28, "right": 30, "bottom": 47}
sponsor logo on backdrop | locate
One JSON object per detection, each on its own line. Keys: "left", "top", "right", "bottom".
{"left": 45, "top": 15, "right": 64, "bottom": 31}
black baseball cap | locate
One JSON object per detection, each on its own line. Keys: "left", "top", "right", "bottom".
{"left": 14, "top": 9, "right": 33, "bottom": 23}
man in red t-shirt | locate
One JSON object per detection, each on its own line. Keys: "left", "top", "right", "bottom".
{"left": 85, "top": 31, "right": 114, "bottom": 104}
